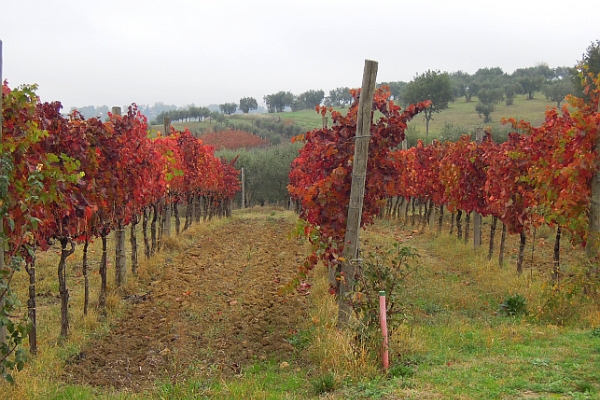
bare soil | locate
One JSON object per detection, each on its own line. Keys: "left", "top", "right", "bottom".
{"left": 64, "top": 215, "right": 310, "bottom": 391}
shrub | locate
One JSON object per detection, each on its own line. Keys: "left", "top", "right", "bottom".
{"left": 349, "top": 244, "right": 420, "bottom": 330}
{"left": 499, "top": 294, "right": 527, "bottom": 316}
{"left": 439, "top": 122, "right": 470, "bottom": 143}
{"left": 311, "top": 373, "right": 337, "bottom": 394}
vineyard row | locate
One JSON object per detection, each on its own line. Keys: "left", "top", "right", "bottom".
{"left": 288, "top": 80, "right": 600, "bottom": 280}
{"left": 1, "top": 83, "right": 240, "bottom": 359}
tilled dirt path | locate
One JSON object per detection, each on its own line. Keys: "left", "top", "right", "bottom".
{"left": 65, "top": 214, "right": 310, "bottom": 390}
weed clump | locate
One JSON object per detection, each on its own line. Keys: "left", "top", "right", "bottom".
{"left": 343, "top": 244, "right": 421, "bottom": 371}
{"left": 388, "top": 364, "right": 415, "bottom": 379}
{"left": 311, "top": 373, "right": 337, "bottom": 394}
{"left": 499, "top": 294, "right": 527, "bottom": 316}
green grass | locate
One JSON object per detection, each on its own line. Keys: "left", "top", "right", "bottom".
{"left": 410, "top": 94, "right": 556, "bottom": 132}
{"left": 266, "top": 107, "right": 350, "bottom": 131}
{"left": 152, "top": 360, "right": 312, "bottom": 399}
{"left": 402, "top": 322, "right": 600, "bottom": 398}
{"left": 353, "top": 217, "right": 600, "bottom": 399}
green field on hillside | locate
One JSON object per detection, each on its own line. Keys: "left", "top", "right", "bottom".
{"left": 274, "top": 94, "right": 557, "bottom": 142}
{"left": 151, "top": 93, "right": 558, "bottom": 145}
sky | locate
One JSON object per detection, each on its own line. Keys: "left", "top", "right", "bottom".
{"left": 1, "top": 0, "right": 598, "bottom": 111}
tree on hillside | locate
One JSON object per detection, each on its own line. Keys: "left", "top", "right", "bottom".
{"left": 199, "top": 106, "right": 211, "bottom": 121}
{"left": 475, "top": 87, "right": 504, "bottom": 122}
{"left": 189, "top": 105, "right": 211, "bottom": 121}
{"left": 503, "top": 82, "right": 522, "bottom": 105}
{"left": 513, "top": 67, "right": 544, "bottom": 100}
{"left": 239, "top": 97, "right": 258, "bottom": 113}
{"left": 210, "top": 111, "right": 226, "bottom": 124}
{"left": 290, "top": 98, "right": 303, "bottom": 112}
{"left": 449, "top": 71, "right": 473, "bottom": 102}
{"left": 263, "top": 91, "right": 294, "bottom": 113}
{"left": 473, "top": 67, "right": 508, "bottom": 84}
{"left": 517, "top": 75, "right": 544, "bottom": 100}
{"left": 542, "top": 79, "right": 573, "bottom": 108}
{"left": 219, "top": 103, "right": 238, "bottom": 115}
{"left": 293, "top": 89, "right": 325, "bottom": 111}
{"left": 571, "top": 39, "right": 600, "bottom": 102}
{"left": 153, "top": 105, "right": 210, "bottom": 124}
{"left": 404, "top": 70, "right": 454, "bottom": 137}
{"left": 535, "top": 62, "right": 554, "bottom": 79}
{"left": 465, "top": 79, "right": 481, "bottom": 103}
{"left": 188, "top": 106, "right": 200, "bottom": 121}
{"left": 554, "top": 66, "right": 572, "bottom": 80}
{"left": 325, "top": 87, "right": 353, "bottom": 107}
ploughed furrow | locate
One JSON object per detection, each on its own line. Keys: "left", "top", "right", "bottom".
{"left": 64, "top": 216, "right": 309, "bottom": 390}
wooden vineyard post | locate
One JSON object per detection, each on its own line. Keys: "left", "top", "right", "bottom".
{"left": 115, "top": 218, "right": 127, "bottom": 288}
{"left": 111, "top": 107, "right": 127, "bottom": 287}
{"left": 473, "top": 128, "right": 484, "bottom": 249}
{"left": 163, "top": 116, "right": 172, "bottom": 237}
{"left": 163, "top": 116, "right": 171, "bottom": 136}
{"left": 338, "top": 59, "right": 378, "bottom": 327}
{"left": 241, "top": 167, "right": 245, "bottom": 209}
{"left": 0, "top": 39, "right": 5, "bottom": 348}
{"left": 586, "top": 101, "right": 600, "bottom": 276}
{"left": 428, "top": 201, "right": 435, "bottom": 232}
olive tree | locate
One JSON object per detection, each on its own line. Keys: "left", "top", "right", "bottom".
{"left": 404, "top": 70, "right": 454, "bottom": 137}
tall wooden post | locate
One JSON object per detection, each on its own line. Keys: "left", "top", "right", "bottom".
{"left": 338, "top": 60, "right": 378, "bottom": 327}
{"left": 473, "top": 128, "right": 484, "bottom": 249}
{"left": 429, "top": 201, "right": 435, "bottom": 231}
{"left": 110, "top": 107, "right": 128, "bottom": 287}
{"left": 162, "top": 117, "right": 172, "bottom": 237}
{"left": 241, "top": 168, "right": 246, "bottom": 209}
{"left": 163, "top": 116, "right": 171, "bottom": 136}
{"left": 0, "top": 39, "right": 6, "bottom": 347}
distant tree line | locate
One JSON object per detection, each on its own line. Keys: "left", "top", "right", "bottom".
{"left": 69, "top": 104, "right": 110, "bottom": 119}
{"left": 151, "top": 97, "right": 261, "bottom": 124}
{"left": 262, "top": 89, "right": 326, "bottom": 113}
{"left": 262, "top": 88, "right": 354, "bottom": 113}
{"left": 152, "top": 105, "right": 214, "bottom": 125}
{"left": 260, "top": 58, "right": 575, "bottom": 118}
{"left": 75, "top": 40, "right": 600, "bottom": 129}
{"left": 219, "top": 103, "right": 238, "bottom": 115}
{"left": 71, "top": 102, "right": 178, "bottom": 122}
{"left": 371, "top": 62, "right": 580, "bottom": 130}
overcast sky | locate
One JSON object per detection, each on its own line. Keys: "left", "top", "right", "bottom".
{"left": 1, "top": 0, "right": 598, "bottom": 111}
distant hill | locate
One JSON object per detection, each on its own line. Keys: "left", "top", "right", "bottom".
{"left": 70, "top": 103, "right": 178, "bottom": 122}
